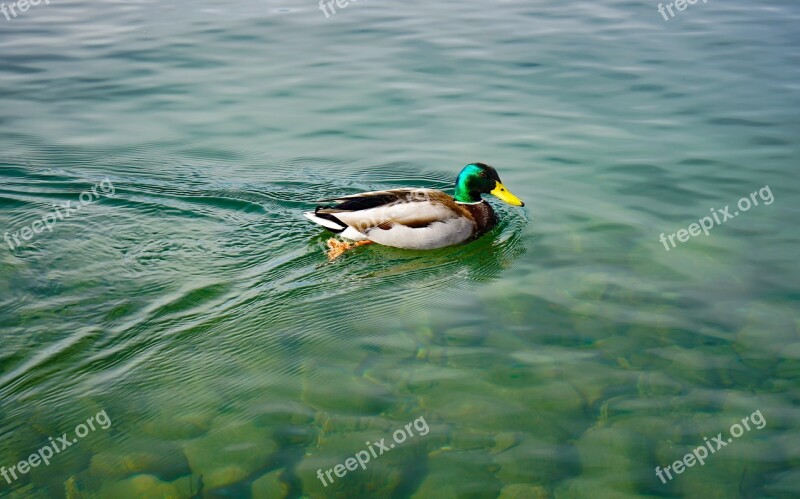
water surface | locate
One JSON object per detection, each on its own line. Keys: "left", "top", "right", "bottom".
{"left": 1, "top": 0, "right": 798, "bottom": 497}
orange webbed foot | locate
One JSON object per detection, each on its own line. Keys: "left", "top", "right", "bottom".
{"left": 326, "top": 239, "right": 373, "bottom": 261}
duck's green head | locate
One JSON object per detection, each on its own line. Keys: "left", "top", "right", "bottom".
{"left": 454, "top": 163, "right": 525, "bottom": 206}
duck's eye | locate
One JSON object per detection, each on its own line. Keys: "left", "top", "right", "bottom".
{"left": 479, "top": 172, "right": 486, "bottom": 177}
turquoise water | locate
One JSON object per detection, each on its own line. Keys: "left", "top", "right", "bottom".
{"left": 1, "top": 0, "right": 799, "bottom": 497}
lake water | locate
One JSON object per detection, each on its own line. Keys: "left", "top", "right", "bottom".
{"left": 0, "top": 0, "right": 798, "bottom": 497}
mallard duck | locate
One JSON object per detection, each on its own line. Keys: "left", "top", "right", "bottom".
{"left": 304, "top": 162, "right": 524, "bottom": 259}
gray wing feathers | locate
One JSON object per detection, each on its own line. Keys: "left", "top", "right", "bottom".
{"left": 309, "top": 189, "right": 476, "bottom": 249}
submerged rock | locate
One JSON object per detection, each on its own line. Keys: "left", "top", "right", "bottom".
{"left": 139, "top": 411, "right": 213, "bottom": 440}
{"left": 558, "top": 361, "right": 635, "bottom": 409}
{"left": 94, "top": 474, "right": 200, "bottom": 498}
{"left": 301, "top": 364, "right": 395, "bottom": 415}
{"left": 490, "top": 432, "right": 519, "bottom": 455}
{"left": 64, "top": 476, "right": 81, "bottom": 499}
{"left": 296, "top": 429, "right": 413, "bottom": 498}
{"left": 553, "top": 476, "right": 651, "bottom": 499}
{"left": 28, "top": 437, "right": 92, "bottom": 492}
{"left": 410, "top": 449, "right": 501, "bottom": 499}
{"left": 182, "top": 416, "right": 278, "bottom": 490}
{"left": 603, "top": 414, "right": 675, "bottom": 445}
{"left": 89, "top": 440, "right": 190, "bottom": 481}
{"left": 509, "top": 380, "right": 584, "bottom": 414}
{"left": 764, "top": 468, "right": 800, "bottom": 497}
{"left": 450, "top": 427, "right": 495, "bottom": 451}
{"left": 505, "top": 349, "right": 564, "bottom": 380}
{"left": 251, "top": 468, "right": 289, "bottom": 498}
{"left": 498, "top": 483, "right": 550, "bottom": 499}
{"left": 667, "top": 434, "right": 780, "bottom": 498}
{"left": 418, "top": 378, "right": 536, "bottom": 434}
{"left": 493, "top": 435, "right": 575, "bottom": 486}
{"left": 317, "top": 413, "right": 394, "bottom": 435}
{"left": 252, "top": 399, "right": 316, "bottom": 428}
{"left": 436, "top": 324, "right": 490, "bottom": 347}
{"left": 734, "top": 303, "right": 798, "bottom": 370}
{"left": 573, "top": 426, "right": 648, "bottom": 496}
{"left": 671, "top": 455, "right": 747, "bottom": 498}
{"left": 775, "top": 353, "right": 800, "bottom": 380}
{"left": 0, "top": 424, "right": 43, "bottom": 476}
{"left": 636, "top": 371, "right": 685, "bottom": 398}
{"left": 503, "top": 381, "right": 586, "bottom": 436}
{"left": 484, "top": 361, "right": 541, "bottom": 390}
{"left": 252, "top": 399, "right": 318, "bottom": 447}
{"left": 593, "top": 334, "right": 642, "bottom": 362}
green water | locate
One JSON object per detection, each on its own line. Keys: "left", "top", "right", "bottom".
{"left": 1, "top": 0, "right": 799, "bottom": 497}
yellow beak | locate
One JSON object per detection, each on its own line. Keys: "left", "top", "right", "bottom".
{"left": 490, "top": 181, "right": 525, "bottom": 207}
